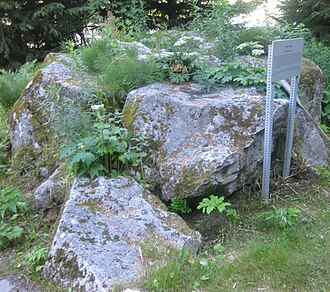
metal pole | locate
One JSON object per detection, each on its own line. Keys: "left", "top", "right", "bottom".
{"left": 262, "top": 45, "right": 275, "bottom": 200}
{"left": 283, "top": 76, "right": 298, "bottom": 178}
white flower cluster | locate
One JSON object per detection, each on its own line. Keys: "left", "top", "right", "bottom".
{"left": 237, "top": 41, "right": 265, "bottom": 57}
{"left": 251, "top": 49, "right": 265, "bottom": 56}
{"left": 91, "top": 104, "right": 104, "bottom": 111}
{"left": 173, "top": 35, "right": 204, "bottom": 47}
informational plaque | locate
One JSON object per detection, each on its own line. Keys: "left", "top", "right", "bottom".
{"left": 271, "top": 38, "right": 304, "bottom": 82}
{"left": 262, "top": 38, "right": 304, "bottom": 199}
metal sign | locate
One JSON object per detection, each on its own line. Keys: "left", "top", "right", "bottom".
{"left": 271, "top": 38, "right": 304, "bottom": 82}
{"left": 262, "top": 38, "right": 304, "bottom": 199}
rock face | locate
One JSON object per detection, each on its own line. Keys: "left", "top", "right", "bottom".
{"left": 9, "top": 53, "right": 82, "bottom": 153}
{"left": 299, "top": 59, "right": 324, "bottom": 123}
{"left": 123, "top": 83, "right": 290, "bottom": 200}
{"left": 43, "top": 176, "right": 200, "bottom": 291}
{"left": 33, "top": 166, "right": 68, "bottom": 210}
{"left": 296, "top": 107, "right": 330, "bottom": 167}
{"left": 123, "top": 82, "right": 329, "bottom": 201}
{"left": 238, "top": 56, "right": 324, "bottom": 123}
{"left": 8, "top": 53, "right": 87, "bottom": 176}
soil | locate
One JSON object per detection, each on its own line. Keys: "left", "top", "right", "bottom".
{"left": 0, "top": 255, "right": 40, "bottom": 292}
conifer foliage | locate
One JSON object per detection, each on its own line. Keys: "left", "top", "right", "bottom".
{"left": 280, "top": 0, "right": 330, "bottom": 42}
{"left": 0, "top": 0, "right": 109, "bottom": 68}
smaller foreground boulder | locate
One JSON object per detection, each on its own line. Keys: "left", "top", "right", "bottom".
{"left": 43, "top": 176, "right": 200, "bottom": 291}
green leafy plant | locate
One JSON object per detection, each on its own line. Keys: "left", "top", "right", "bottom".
{"left": 197, "top": 195, "right": 231, "bottom": 215}
{"left": 59, "top": 110, "right": 147, "bottom": 179}
{"left": 170, "top": 198, "right": 192, "bottom": 214}
{"left": 0, "top": 60, "right": 43, "bottom": 110}
{"left": 0, "top": 187, "right": 29, "bottom": 220}
{"left": 263, "top": 205, "right": 301, "bottom": 231}
{"left": 158, "top": 53, "right": 196, "bottom": 84}
{"left": 23, "top": 246, "right": 48, "bottom": 273}
{"left": 189, "top": 0, "right": 239, "bottom": 60}
{"left": 193, "top": 60, "right": 267, "bottom": 93}
{"left": 0, "top": 188, "right": 29, "bottom": 249}
{"left": 0, "top": 223, "right": 24, "bottom": 250}
{"left": 315, "top": 166, "right": 330, "bottom": 187}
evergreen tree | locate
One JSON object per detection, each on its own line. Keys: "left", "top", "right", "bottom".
{"left": 280, "top": 0, "right": 330, "bottom": 42}
{"left": 0, "top": 0, "right": 109, "bottom": 68}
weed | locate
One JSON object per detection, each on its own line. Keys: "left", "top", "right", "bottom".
{"left": 262, "top": 205, "right": 301, "bottom": 231}
{"left": 0, "top": 60, "right": 43, "bottom": 111}
{"left": 315, "top": 166, "right": 330, "bottom": 187}
{"left": 0, "top": 188, "right": 29, "bottom": 249}
{"left": 197, "top": 195, "right": 231, "bottom": 215}
{"left": 0, "top": 187, "right": 29, "bottom": 220}
{"left": 170, "top": 198, "right": 192, "bottom": 214}
{"left": 59, "top": 110, "right": 148, "bottom": 179}
{"left": 23, "top": 246, "right": 48, "bottom": 273}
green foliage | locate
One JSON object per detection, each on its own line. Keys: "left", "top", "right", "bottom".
{"left": 0, "top": 188, "right": 29, "bottom": 220}
{"left": 39, "top": 84, "right": 93, "bottom": 143}
{"left": 197, "top": 195, "right": 231, "bottom": 215}
{"left": 170, "top": 198, "right": 192, "bottom": 214}
{"left": 100, "top": 51, "right": 163, "bottom": 104}
{"left": 263, "top": 205, "right": 301, "bottom": 231}
{"left": 280, "top": 0, "right": 330, "bottom": 43}
{"left": 193, "top": 60, "right": 267, "bottom": 93}
{"left": 189, "top": 0, "right": 239, "bottom": 60}
{"left": 0, "top": 0, "right": 110, "bottom": 68}
{"left": 145, "top": 247, "right": 213, "bottom": 291}
{"left": 0, "top": 223, "right": 24, "bottom": 250}
{"left": 110, "top": 0, "right": 148, "bottom": 36}
{"left": 320, "top": 124, "right": 330, "bottom": 133}
{"left": 59, "top": 110, "right": 147, "bottom": 179}
{"left": 0, "top": 60, "right": 42, "bottom": 110}
{"left": 303, "top": 40, "right": 330, "bottom": 124}
{"left": 23, "top": 246, "right": 48, "bottom": 273}
{"left": 0, "top": 188, "right": 29, "bottom": 249}
{"left": 158, "top": 53, "right": 196, "bottom": 84}
{"left": 315, "top": 166, "right": 330, "bottom": 187}
{"left": 79, "top": 39, "right": 164, "bottom": 107}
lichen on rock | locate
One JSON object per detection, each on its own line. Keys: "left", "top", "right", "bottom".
{"left": 43, "top": 176, "right": 200, "bottom": 291}
{"left": 123, "top": 81, "right": 328, "bottom": 201}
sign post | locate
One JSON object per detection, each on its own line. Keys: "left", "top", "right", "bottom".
{"left": 262, "top": 38, "right": 304, "bottom": 199}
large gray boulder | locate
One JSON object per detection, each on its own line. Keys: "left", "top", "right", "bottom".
{"left": 43, "top": 176, "right": 200, "bottom": 291}
{"left": 8, "top": 53, "right": 88, "bottom": 176}
{"left": 123, "top": 82, "right": 329, "bottom": 201}
{"left": 123, "top": 83, "right": 289, "bottom": 200}
{"left": 9, "top": 53, "right": 83, "bottom": 153}
{"left": 296, "top": 107, "right": 330, "bottom": 167}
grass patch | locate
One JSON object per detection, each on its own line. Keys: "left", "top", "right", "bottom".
{"left": 142, "top": 169, "right": 330, "bottom": 291}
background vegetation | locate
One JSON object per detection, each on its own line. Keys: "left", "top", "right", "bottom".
{"left": 0, "top": 0, "right": 329, "bottom": 290}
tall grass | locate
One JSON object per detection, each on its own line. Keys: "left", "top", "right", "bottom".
{"left": 78, "top": 39, "right": 164, "bottom": 108}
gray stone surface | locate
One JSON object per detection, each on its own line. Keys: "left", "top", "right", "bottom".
{"left": 296, "top": 107, "right": 329, "bottom": 167}
{"left": 123, "top": 82, "right": 329, "bottom": 201}
{"left": 9, "top": 53, "right": 85, "bottom": 153}
{"left": 123, "top": 82, "right": 289, "bottom": 200}
{"left": 33, "top": 166, "right": 68, "bottom": 210}
{"left": 299, "top": 59, "right": 324, "bottom": 123}
{"left": 43, "top": 176, "right": 200, "bottom": 291}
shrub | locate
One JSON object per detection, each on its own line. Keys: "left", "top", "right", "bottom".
{"left": 59, "top": 110, "right": 148, "bottom": 179}
{"left": 0, "top": 187, "right": 29, "bottom": 249}
{"left": 0, "top": 60, "right": 42, "bottom": 111}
